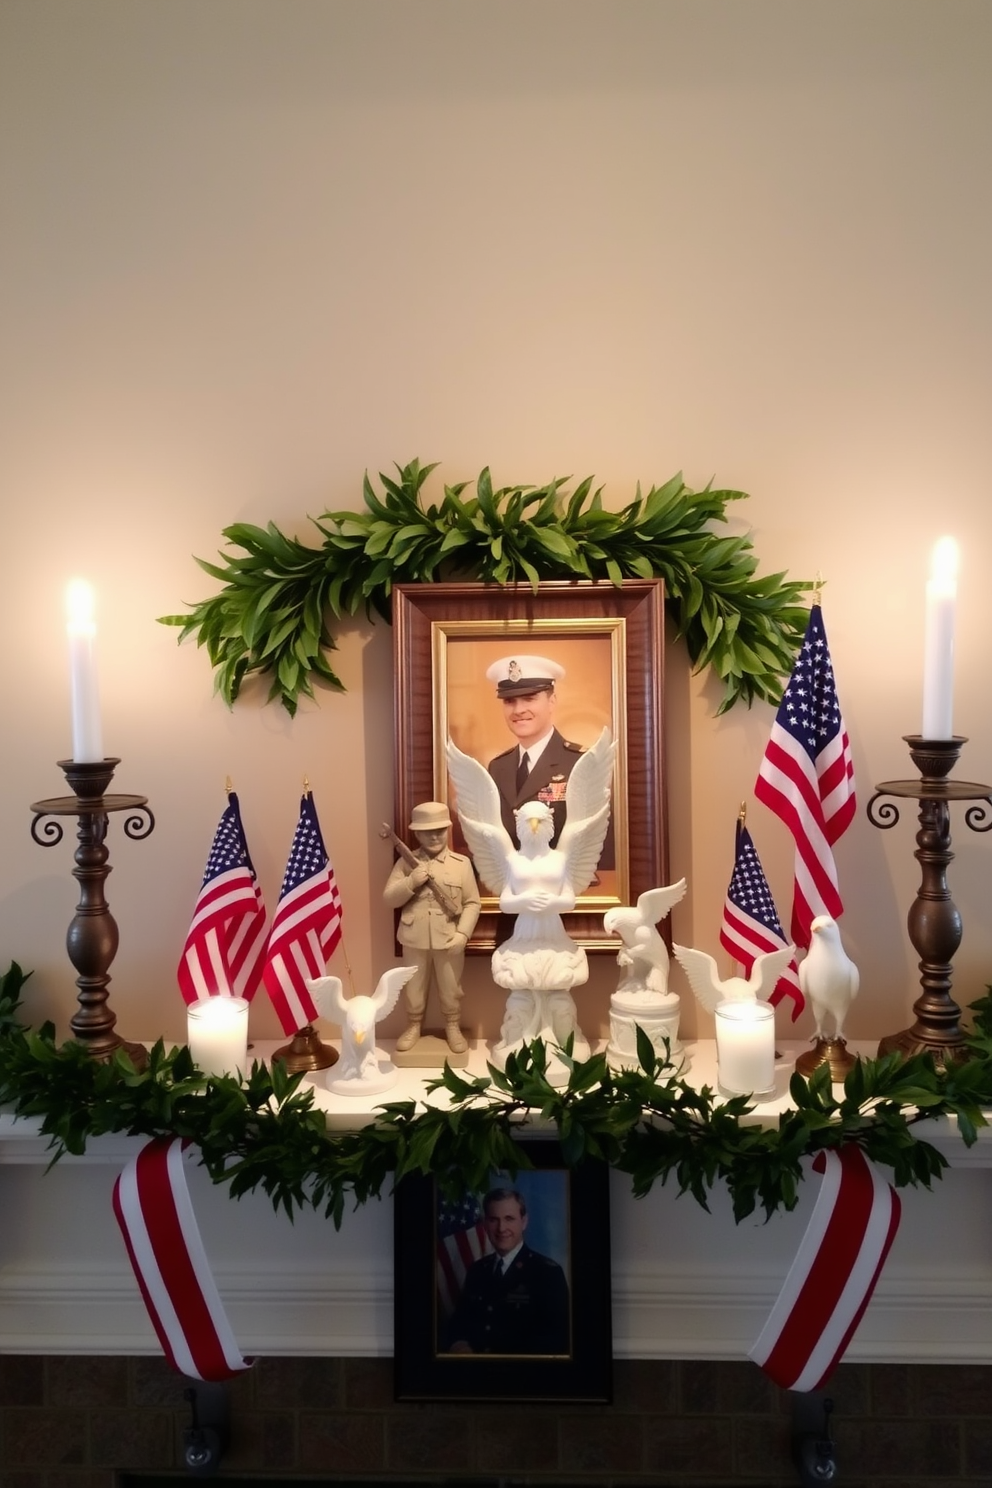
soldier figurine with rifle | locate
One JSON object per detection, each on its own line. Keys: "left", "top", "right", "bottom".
{"left": 381, "top": 802, "right": 481, "bottom": 1061}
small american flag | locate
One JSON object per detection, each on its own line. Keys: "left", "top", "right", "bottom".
{"left": 436, "top": 1191, "right": 492, "bottom": 1318}
{"left": 177, "top": 793, "right": 267, "bottom": 1006}
{"left": 720, "top": 817, "right": 803, "bottom": 1021}
{"left": 754, "top": 604, "right": 856, "bottom": 950}
{"left": 261, "top": 792, "right": 343, "bottom": 1035}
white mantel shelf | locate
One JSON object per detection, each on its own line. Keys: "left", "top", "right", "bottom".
{"left": 2, "top": 1039, "right": 992, "bottom": 1363}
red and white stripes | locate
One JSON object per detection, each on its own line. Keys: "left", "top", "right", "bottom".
{"left": 750, "top": 1145, "right": 901, "bottom": 1392}
{"left": 114, "top": 1136, "right": 898, "bottom": 1393}
{"left": 112, "top": 1136, "right": 251, "bottom": 1383}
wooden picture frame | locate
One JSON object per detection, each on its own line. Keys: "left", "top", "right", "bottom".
{"left": 393, "top": 1142, "right": 612, "bottom": 1403}
{"left": 392, "top": 579, "right": 667, "bottom": 952}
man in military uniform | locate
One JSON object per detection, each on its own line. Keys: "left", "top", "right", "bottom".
{"left": 485, "top": 655, "right": 583, "bottom": 849}
{"left": 443, "top": 1187, "right": 570, "bottom": 1355}
{"left": 383, "top": 801, "right": 481, "bottom": 1054}
{"left": 486, "top": 655, "right": 613, "bottom": 868}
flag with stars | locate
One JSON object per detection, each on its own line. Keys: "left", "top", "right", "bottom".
{"left": 177, "top": 792, "right": 268, "bottom": 1007}
{"left": 436, "top": 1190, "right": 492, "bottom": 1319}
{"left": 754, "top": 604, "right": 856, "bottom": 949}
{"left": 720, "top": 817, "right": 803, "bottom": 1020}
{"left": 261, "top": 792, "right": 343, "bottom": 1035}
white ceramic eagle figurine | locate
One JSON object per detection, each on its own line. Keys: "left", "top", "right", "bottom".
{"left": 307, "top": 965, "right": 417, "bottom": 1090}
{"left": 672, "top": 942, "right": 796, "bottom": 1015}
{"left": 446, "top": 728, "right": 616, "bottom": 1080}
{"left": 799, "top": 915, "right": 859, "bottom": 1042}
{"left": 445, "top": 727, "right": 616, "bottom": 914}
{"left": 603, "top": 879, "right": 688, "bottom": 996}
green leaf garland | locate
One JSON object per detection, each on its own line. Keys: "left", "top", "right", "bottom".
{"left": 160, "top": 460, "right": 812, "bottom": 717}
{"left": 3, "top": 964, "right": 992, "bottom": 1226}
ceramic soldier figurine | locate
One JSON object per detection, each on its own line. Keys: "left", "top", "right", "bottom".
{"left": 382, "top": 801, "right": 481, "bottom": 1060}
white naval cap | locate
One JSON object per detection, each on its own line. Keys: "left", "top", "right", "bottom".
{"left": 485, "top": 654, "right": 565, "bottom": 698}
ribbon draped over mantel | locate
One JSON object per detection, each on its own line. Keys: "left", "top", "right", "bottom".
{"left": 749, "top": 1144, "right": 902, "bottom": 1391}
{"left": 112, "top": 1135, "right": 252, "bottom": 1382}
{"left": 113, "top": 1135, "right": 898, "bottom": 1391}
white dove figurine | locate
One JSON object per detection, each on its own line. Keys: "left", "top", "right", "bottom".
{"left": 799, "top": 915, "right": 859, "bottom": 1043}
{"left": 673, "top": 942, "right": 796, "bottom": 1016}
{"left": 307, "top": 965, "right": 417, "bottom": 1094}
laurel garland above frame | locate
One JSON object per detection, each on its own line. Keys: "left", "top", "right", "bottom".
{"left": 159, "top": 459, "right": 811, "bottom": 716}
{"left": 3, "top": 962, "right": 992, "bottom": 1228}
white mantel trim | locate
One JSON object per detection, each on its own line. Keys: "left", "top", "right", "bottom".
{"left": 3, "top": 1040, "right": 992, "bottom": 1362}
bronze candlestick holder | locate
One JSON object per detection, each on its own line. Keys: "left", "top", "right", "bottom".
{"left": 30, "top": 758, "right": 154, "bottom": 1066}
{"left": 867, "top": 735, "right": 992, "bottom": 1064}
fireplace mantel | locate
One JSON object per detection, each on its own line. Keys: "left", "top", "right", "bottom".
{"left": 2, "top": 1040, "right": 991, "bottom": 1363}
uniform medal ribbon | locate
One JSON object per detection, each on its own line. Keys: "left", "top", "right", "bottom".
{"left": 113, "top": 1135, "right": 252, "bottom": 1382}
{"left": 749, "top": 1144, "right": 901, "bottom": 1391}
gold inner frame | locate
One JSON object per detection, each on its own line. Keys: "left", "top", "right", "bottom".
{"left": 431, "top": 616, "right": 629, "bottom": 910}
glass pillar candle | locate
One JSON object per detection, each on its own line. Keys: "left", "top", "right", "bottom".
{"left": 187, "top": 996, "right": 249, "bottom": 1077}
{"left": 714, "top": 1001, "right": 775, "bottom": 1097}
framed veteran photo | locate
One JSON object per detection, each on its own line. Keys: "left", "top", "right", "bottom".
{"left": 392, "top": 580, "right": 668, "bottom": 952}
{"left": 394, "top": 1143, "right": 612, "bottom": 1403}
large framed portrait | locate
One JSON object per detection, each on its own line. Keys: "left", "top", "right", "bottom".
{"left": 392, "top": 579, "right": 667, "bottom": 952}
{"left": 393, "top": 1142, "right": 612, "bottom": 1402}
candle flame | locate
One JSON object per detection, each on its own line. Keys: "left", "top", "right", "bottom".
{"left": 930, "top": 537, "right": 959, "bottom": 586}
{"left": 66, "top": 578, "right": 96, "bottom": 629}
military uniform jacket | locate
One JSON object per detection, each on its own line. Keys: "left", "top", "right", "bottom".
{"left": 488, "top": 728, "right": 614, "bottom": 868}
{"left": 487, "top": 728, "right": 582, "bottom": 849}
{"left": 383, "top": 847, "right": 481, "bottom": 951}
{"left": 444, "top": 1244, "right": 571, "bottom": 1356}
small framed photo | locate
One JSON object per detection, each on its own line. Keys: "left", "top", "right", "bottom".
{"left": 393, "top": 1141, "right": 612, "bottom": 1402}
{"left": 392, "top": 579, "right": 668, "bottom": 953}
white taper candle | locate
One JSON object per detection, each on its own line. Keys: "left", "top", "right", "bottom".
{"left": 66, "top": 579, "right": 104, "bottom": 763}
{"left": 921, "top": 537, "right": 958, "bottom": 740}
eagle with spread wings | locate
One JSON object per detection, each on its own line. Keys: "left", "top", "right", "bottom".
{"left": 446, "top": 727, "right": 617, "bottom": 997}
{"left": 445, "top": 727, "right": 616, "bottom": 901}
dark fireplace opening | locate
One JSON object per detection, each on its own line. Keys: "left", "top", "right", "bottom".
{"left": 118, "top": 1481, "right": 681, "bottom": 1488}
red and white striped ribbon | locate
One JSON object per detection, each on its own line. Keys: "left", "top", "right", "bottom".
{"left": 113, "top": 1136, "right": 252, "bottom": 1382}
{"left": 749, "top": 1144, "right": 901, "bottom": 1391}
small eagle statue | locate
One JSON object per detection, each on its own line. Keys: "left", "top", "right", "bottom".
{"left": 603, "top": 880, "right": 687, "bottom": 996}
{"left": 307, "top": 966, "right": 416, "bottom": 1083}
{"left": 673, "top": 942, "right": 796, "bottom": 1015}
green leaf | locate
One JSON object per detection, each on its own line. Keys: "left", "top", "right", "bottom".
{"left": 635, "top": 1024, "right": 658, "bottom": 1078}
{"left": 165, "top": 461, "right": 812, "bottom": 716}
{"left": 530, "top": 526, "right": 575, "bottom": 560}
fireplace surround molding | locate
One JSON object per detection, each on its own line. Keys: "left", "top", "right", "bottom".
{"left": 2, "top": 1038, "right": 992, "bottom": 1364}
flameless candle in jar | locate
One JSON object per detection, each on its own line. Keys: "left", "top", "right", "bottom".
{"left": 187, "top": 996, "right": 249, "bottom": 1077}
{"left": 714, "top": 1001, "right": 776, "bottom": 1097}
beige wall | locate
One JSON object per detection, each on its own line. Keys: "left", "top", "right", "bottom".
{"left": 1, "top": 0, "right": 990, "bottom": 1048}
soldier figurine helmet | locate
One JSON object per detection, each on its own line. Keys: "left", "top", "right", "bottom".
{"left": 408, "top": 801, "right": 452, "bottom": 833}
